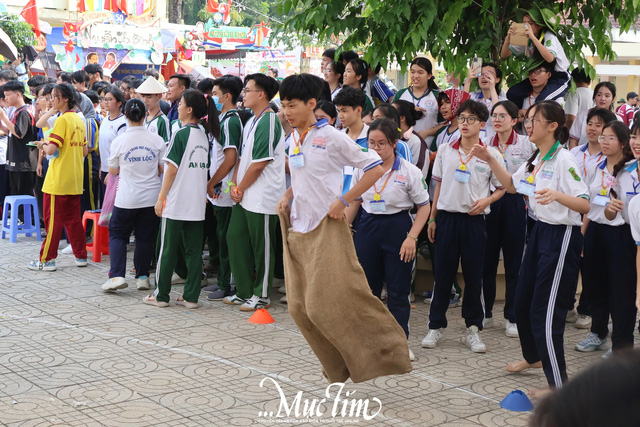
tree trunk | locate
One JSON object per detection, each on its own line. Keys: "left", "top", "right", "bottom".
{"left": 169, "top": 0, "right": 183, "bottom": 24}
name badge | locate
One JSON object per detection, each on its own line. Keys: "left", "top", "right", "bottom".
{"left": 593, "top": 194, "right": 610, "bottom": 206}
{"left": 517, "top": 180, "right": 535, "bottom": 197}
{"left": 289, "top": 153, "right": 305, "bottom": 168}
{"left": 454, "top": 169, "right": 471, "bottom": 183}
{"left": 370, "top": 200, "right": 387, "bottom": 212}
{"left": 627, "top": 192, "right": 637, "bottom": 204}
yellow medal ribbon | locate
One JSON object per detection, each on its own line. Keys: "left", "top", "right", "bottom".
{"left": 373, "top": 193, "right": 381, "bottom": 202}
{"left": 526, "top": 175, "right": 534, "bottom": 184}
{"left": 458, "top": 164, "right": 467, "bottom": 171}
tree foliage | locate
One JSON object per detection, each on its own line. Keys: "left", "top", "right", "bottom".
{"left": 276, "top": 0, "right": 638, "bottom": 83}
{"left": 0, "top": 13, "right": 35, "bottom": 52}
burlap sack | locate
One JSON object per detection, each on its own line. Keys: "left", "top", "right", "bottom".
{"left": 278, "top": 209, "right": 412, "bottom": 383}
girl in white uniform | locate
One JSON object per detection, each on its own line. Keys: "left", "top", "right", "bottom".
{"left": 481, "top": 100, "right": 535, "bottom": 338}
{"left": 576, "top": 121, "right": 637, "bottom": 355}
{"left": 393, "top": 57, "right": 443, "bottom": 146}
{"left": 98, "top": 87, "right": 127, "bottom": 197}
{"left": 569, "top": 82, "right": 622, "bottom": 147}
{"left": 393, "top": 99, "right": 429, "bottom": 177}
{"left": 463, "top": 62, "right": 507, "bottom": 139}
{"left": 472, "top": 100, "right": 590, "bottom": 394}
{"left": 323, "top": 61, "right": 344, "bottom": 102}
{"left": 347, "top": 119, "right": 430, "bottom": 357}
{"left": 627, "top": 123, "right": 640, "bottom": 314}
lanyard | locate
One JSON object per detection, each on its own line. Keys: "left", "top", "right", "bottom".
{"left": 248, "top": 107, "right": 271, "bottom": 135}
{"left": 291, "top": 124, "right": 317, "bottom": 154}
{"left": 373, "top": 167, "right": 395, "bottom": 201}
{"left": 146, "top": 109, "right": 162, "bottom": 124}
{"left": 457, "top": 144, "right": 475, "bottom": 170}
{"left": 527, "top": 145, "right": 563, "bottom": 183}
{"left": 583, "top": 151, "right": 603, "bottom": 178}
{"left": 410, "top": 87, "right": 428, "bottom": 107}
{"left": 493, "top": 130, "right": 516, "bottom": 155}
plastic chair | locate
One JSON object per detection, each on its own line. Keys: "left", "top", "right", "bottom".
{"left": 82, "top": 210, "right": 109, "bottom": 262}
{"left": 1, "top": 195, "right": 41, "bottom": 243}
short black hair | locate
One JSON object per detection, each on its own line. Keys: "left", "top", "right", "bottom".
{"left": 279, "top": 74, "right": 323, "bottom": 103}
{"left": 128, "top": 78, "right": 142, "bottom": 90}
{"left": 92, "top": 80, "right": 110, "bottom": 94}
{"left": 322, "top": 48, "right": 335, "bottom": 60}
{"left": 122, "top": 75, "right": 137, "bottom": 84}
{"left": 71, "top": 70, "right": 89, "bottom": 86}
{"left": 57, "top": 72, "right": 72, "bottom": 83}
{"left": 571, "top": 68, "right": 591, "bottom": 85}
{"left": 38, "top": 83, "right": 55, "bottom": 97}
{"left": 3, "top": 80, "right": 24, "bottom": 94}
{"left": 196, "top": 78, "right": 215, "bottom": 94}
{"left": 84, "top": 63, "right": 103, "bottom": 79}
{"left": 333, "top": 86, "right": 365, "bottom": 109}
{"left": 213, "top": 75, "right": 243, "bottom": 104}
{"left": 27, "top": 75, "right": 47, "bottom": 88}
{"left": 315, "top": 100, "right": 337, "bottom": 120}
{"left": 143, "top": 68, "right": 159, "bottom": 79}
{"left": 586, "top": 107, "right": 617, "bottom": 125}
{"left": 268, "top": 68, "right": 278, "bottom": 78}
{"left": 457, "top": 99, "right": 489, "bottom": 122}
{"left": 169, "top": 74, "right": 191, "bottom": 90}
{"left": 243, "top": 73, "right": 279, "bottom": 101}
{"left": 0, "top": 69, "right": 18, "bottom": 82}
{"left": 338, "top": 50, "right": 359, "bottom": 63}
{"left": 84, "top": 89, "right": 99, "bottom": 104}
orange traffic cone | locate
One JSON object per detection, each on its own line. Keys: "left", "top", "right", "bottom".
{"left": 248, "top": 308, "right": 274, "bottom": 324}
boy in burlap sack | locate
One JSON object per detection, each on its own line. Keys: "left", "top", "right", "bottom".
{"left": 276, "top": 74, "right": 413, "bottom": 383}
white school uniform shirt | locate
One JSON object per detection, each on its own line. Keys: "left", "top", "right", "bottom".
{"left": 108, "top": 126, "right": 166, "bottom": 209}
{"left": 163, "top": 124, "right": 210, "bottom": 221}
{"left": 512, "top": 142, "right": 589, "bottom": 226}
{"left": 470, "top": 90, "right": 507, "bottom": 139}
{"left": 482, "top": 131, "right": 536, "bottom": 174}
{"left": 353, "top": 156, "right": 429, "bottom": 215}
{"left": 585, "top": 159, "right": 637, "bottom": 226}
{"left": 99, "top": 113, "right": 128, "bottom": 172}
{"left": 288, "top": 119, "right": 382, "bottom": 233}
{"left": 330, "top": 86, "right": 342, "bottom": 101}
{"left": 341, "top": 123, "right": 369, "bottom": 192}
{"left": 628, "top": 193, "right": 640, "bottom": 243}
{"left": 237, "top": 111, "right": 286, "bottom": 215}
{"left": 570, "top": 110, "right": 623, "bottom": 146}
{"left": 210, "top": 110, "right": 242, "bottom": 208}
{"left": 522, "top": 94, "right": 564, "bottom": 110}
{"left": 569, "top": 143, "right": 604, "bottom": 180}
{"left": 393, "top": 87, "right": 441, "bottom": 147}
{"left": 509, "top": 31, "right": 569, "bottom": 72}
{"left": 432, "top": 138, "right": 505, "bottom": 215}
{"left": 564, "top": 87, "right": 594, "bottom": 117}
{"left": 434, "top": 125, "right": 461, "bottom": 150}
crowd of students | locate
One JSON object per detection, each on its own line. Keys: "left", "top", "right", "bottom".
{"left": 1, "top": 4, "right": 639, "bottom": 394}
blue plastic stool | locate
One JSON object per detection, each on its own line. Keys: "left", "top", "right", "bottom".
{"left": 1, "top": 195, "right": 42, "bottom": 243}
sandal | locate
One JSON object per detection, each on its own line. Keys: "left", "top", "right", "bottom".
{"left": 142, "top": 295, "right": 169, "bottom": 307}
{"left": 176, "top": 297, "right": 198, "bottom": 309}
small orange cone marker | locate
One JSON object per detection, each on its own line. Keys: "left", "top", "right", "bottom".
{"left": 249, "top": 308, "right": 274, "bottom": 324}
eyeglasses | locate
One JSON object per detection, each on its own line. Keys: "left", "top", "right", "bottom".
{"left": 528, "top": 68, "right": 548, "bottom": 76}
{"left": 458, "top": 116, "right": 479, "bottom": 124}
{"left": 368, "top": 141, "right": 389, "bottom": 149}
{"left": 99, "top": 97, "right": 106, "bottom": 101}
{"left": 103, "top": 98, "right": 115, "bottom": 102}
{"left": 523, "top": 118, "right": 552, "bottom": 126}
{"left": 598, "top": 135, "right": 618, "bottom": 144}
{"left": 491, "top": 114, "right": 509, "bottom": 122}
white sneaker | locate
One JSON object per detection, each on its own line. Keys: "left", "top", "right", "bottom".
{"left": 136, "top": 276, "right": 150, "bottom": 290}
{"left": 575, "top": 315, "right": 592, "bottom": 329}
{"left": 278, "top": 284, "right": 287, "bottom": 294}
{"left": 381, "top": 286, "right": 388, "bottom": 301}
{"left": 171, "top": 273, "right": 186, "bottom": 285}
{"left": 463, "top": 326, "right": 486, "bottom": 353}
{"left": 223, "top": 295, "right": 247, "bottom": 305}
{"left": 239, "top": 295, "right": 271, "bottom": 312}
{"left": 483, "top": 317, "right": 495, "bottom": 328}
{"left": 409, "top": 293, "right": 415, "bottom": 303}
{"left": 565, "top": 308, "right": 578, "bottom": 323}
{"left": 280, "top": 295, "right": 287, "bottom": 304}
{"left": 102, "top": 277, "right": 128, "bottom": 291}
{"left": 61, "top": 244, "right": 73, "bottom": 255}
{"left": 408, "top": 347, "right": 415, "bottom": 361}
{"left": 421, "top": 328, "right": 444, "bottom": 348}
{"left": 505, "top": 321, "right": 519, "bottom": 338}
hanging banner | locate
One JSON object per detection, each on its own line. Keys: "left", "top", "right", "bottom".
{"left": 78, "top": 23, "right": 161, "bottom": 51}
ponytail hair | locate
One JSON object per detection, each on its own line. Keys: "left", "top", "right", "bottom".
{"left": 393, "top": 99, "right": 424, "bottom": 126}
{"left": 181, "top": 89, "right": 220, "bottom": 140}
{"left": 348, "top": 59, "right": 369, "bottom": 90}
{"left": 124, "top": 98, "right": 146, "bottom": 123}
{"left": 524, "top": 102, "right": 570, "bottom": 172}
{"left": 602, "top": 121, "right": 632, "bottom": 186}
{"left": 53, "top": 83, "right": 79, "bottom": 110}
{"left": 410, "top": 57, "right": 439, "bottom": 91}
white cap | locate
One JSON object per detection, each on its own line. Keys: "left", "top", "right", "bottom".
{"left": 136, "top": 76, "right": 168, "bottom": 94}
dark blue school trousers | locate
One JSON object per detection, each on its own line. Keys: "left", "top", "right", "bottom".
{"left": 582, "top": 222, "right": 637, "bottom": 351}
{"left": 483, "top": 193, "right": 528, "bottom": 323}
{"left": 516, "top": 221, "right": 582, "bottom": 388}
{"left": 108, "top": 205, "right": 159, "bottom": 279}
{"left": 354, "top": 210, "right": 413, "bottom": 338}
{"left": 429, "top": 211, "right": 486, "bottom": 331}
{"left": 507, "top": 70, "right": 571, "bottom": 108}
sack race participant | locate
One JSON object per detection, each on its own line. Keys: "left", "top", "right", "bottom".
{"left": 277, "top": 74, "right": 412, "bottom": 383}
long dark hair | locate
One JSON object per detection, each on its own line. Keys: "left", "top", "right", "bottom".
{"left": 124, "top": 98, "right": 146, "bottom": 123}
{"left": 373, "top": 104, "right": 400, "bottom": 126}
{"left": 105, "top": 86, "right": 125, "bottom": 113}
{"left": 181, "top": 89, "right": 220, "bottom": 140}
{"left": 347, "top": 59, "right": 369, "bottom": 90}
{"left": 393, "top": 99, "right": 424, "bottom": 127}
{"left": 368, "top": 118, "right": 400, "bottom": 147}
{"left": 53, "top": 83, "right": 79, "bottom": 110}
{"left": 410, "top": 57, "right": 438, "bottom": 91}
{"left": 327, "top": 60, "right": 345, "bottom": 85}
{"left": 593, "top": 82, "right": 617, "bottom": 111}
{"left": 491, "top": 100, "right": 519, "bottom": 119}
{"left": 602, "top": 121, "right": 632, "bottom": 199}
{"left": 525, "top": 101, "right": 570, "bottom": 173}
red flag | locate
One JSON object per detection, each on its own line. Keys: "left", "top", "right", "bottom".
{"left": 65, "top": 39, "right": 74, "bottom": 53}
{"left": 104, "top": 0, "right": 117, "bottom": 12}
{"left": 63, "top": 22, "right": 78, "bottom": 37}
{"left": 207, "top": 0, "right": 219, "bottom": 13}
{"left": 76, "top": 53, "right": 80, "bottom": 63}
{"left": 116, "top": 0, "right": 127, "bottom": 14}
{"left": 20, "top": 0, "right": 41, "bottom": 38}
{"left": 77, "top": 0, "right": 85, "bottom": 13}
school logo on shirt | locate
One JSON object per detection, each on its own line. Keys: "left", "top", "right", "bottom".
{"left": 474, "top": 160, "right": 489, "bottom": 174}
{"left": 312, "top": 137, "right": 327, "bottom": 150}
{"left": 421, "top": 177, "right": 427, "bottom": 189}
{"left": 541, "top": 164, "right": 554, "bottom": 180}
{"left": 425, "top": 100, "right": 437, "bottom": 111}
{"left": 546, "top": 40, "right": 552, "bottom": 47}
{"left": 394, "top": 174, "right": 407, "bottom": 185}
{"left": 569, "top": 167, "right": 581, "bottom": 181}
{"left": 511, "top": 148, "right": 523, "bottom": 157}
{"left": 187, "top": 145, "right": 209, "bottom": 169}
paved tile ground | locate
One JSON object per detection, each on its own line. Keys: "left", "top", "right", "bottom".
{"left": 0, "top": 236, "right": 624, "bottom": 426}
